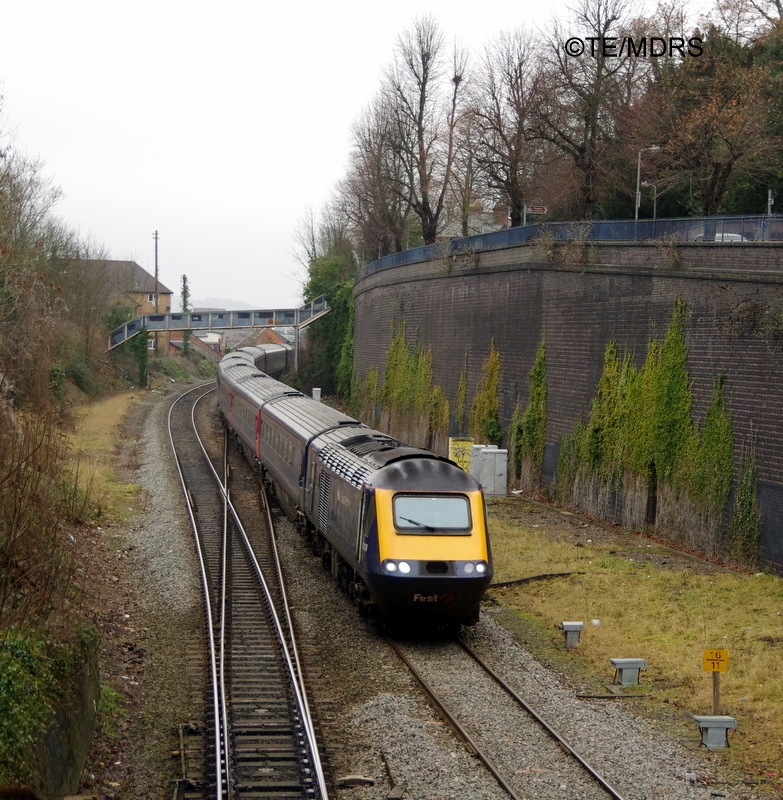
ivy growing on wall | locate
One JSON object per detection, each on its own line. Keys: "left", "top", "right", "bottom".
{"left": 377, "top": 319, "right": 450, "bottom": 449}
{"left": 469, "top": 340, "right": 502, "bottom": 446}
{"left": 727, "top": 433, "right": 763, "bottom": 566}
{"left": 508, "top": 338, "right": 547, "bottom": 487}
{"left": 456, "top": 353, "right": 468, "bottom": 436}
{"left": 650, "top": 299, "right": 692, "bottom": 482}
{"left": 508, "top": 403, "right": 524, "bottom": 482}
{"left": 381, "top": 320, "right": 435, "bottom": 419}
{"left": 520, "top": 339, "right": 548, "bottom": 472}
{"left": 127, "top": 327, "right": 149, "bottom": 388}
{"left": 678, "top": 375, "right": 733, "bottom": 511}
{"left": 429, "top": 386, "right": 450, "bottom": 442}
{"left": 0, "top": 628, "right": 98, "bottom": 785}
{"left": 555, "top": 300, "right": 751, "bottom": 560}
{"left": 351, "top": 365, "right": 378, "bottom": 424}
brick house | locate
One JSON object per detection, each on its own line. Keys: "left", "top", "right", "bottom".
{"left": 105, "top": 260, "right": 174, "bottom": 316}
{"left": 105, "top": 260, "right": 173, "bottom": 355}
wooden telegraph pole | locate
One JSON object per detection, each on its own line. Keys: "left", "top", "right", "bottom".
{"left": 153, "top": 230, "right": 159, "bottom": 354}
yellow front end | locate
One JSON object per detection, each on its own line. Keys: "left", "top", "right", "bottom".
{"left": 367, "top": 487, "right": 492, "bottom": 626}
{"left": 374, "top": 488, "right": 490, "bottom": 561}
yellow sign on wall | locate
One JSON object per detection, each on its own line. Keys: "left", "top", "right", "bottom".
{"left": 703, "top": 649, "right": 729, "bottom": 672}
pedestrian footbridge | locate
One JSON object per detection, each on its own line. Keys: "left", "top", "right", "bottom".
{"left": 108, "top": 295, "right": 329, "bottom": 350}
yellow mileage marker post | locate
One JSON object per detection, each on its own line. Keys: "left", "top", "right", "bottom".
{"left": 694, "top": 650, "right": 736, "bottom": 749}
{"left": 703, "top": 649, "right": 728, "bottom": 714}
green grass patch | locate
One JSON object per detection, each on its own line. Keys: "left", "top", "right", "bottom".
{"left": 95, "top": 685, "right": 127, "bottom": 740}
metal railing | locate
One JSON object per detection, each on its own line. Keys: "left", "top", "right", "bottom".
{"left": 359, "top": 214, "right": 783, "bottom": 280}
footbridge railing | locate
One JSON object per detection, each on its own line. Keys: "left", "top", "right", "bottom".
{"left": 108, "top": 295, "right": 329, "bottom": 350}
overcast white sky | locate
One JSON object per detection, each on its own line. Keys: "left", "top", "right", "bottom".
{"left": 2, "top": 0, "right": 602, "bottom": 309}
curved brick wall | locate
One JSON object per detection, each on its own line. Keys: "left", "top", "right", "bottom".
{"left": 353, "top": 241, "right": 783, "bottom": 571}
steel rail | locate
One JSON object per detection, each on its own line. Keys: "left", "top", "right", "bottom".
{"left": 458, "top": 638, "right": 628, "bottom": 800}
{"left": 192, "top": 389, "right": 329, "bottom": 800}
{"left": 168, "top": 384, "right": 226, "bottom": 800}
{"left": 385, "top": 637, "right": 524, "bottom": 800}
{"left": 214, "top": 402, "right": 233, "bottom": 799}
{"left": 256, "top": 477, "right": 325, "bottom": 787}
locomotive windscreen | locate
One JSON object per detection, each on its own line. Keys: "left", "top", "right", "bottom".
{"left": 392, "top": 494, "right": 471, "bottom": 534}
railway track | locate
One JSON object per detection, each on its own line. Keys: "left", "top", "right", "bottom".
{"left": 168, "top": 385, "right": 329, "bottom": 799}
{"left": 163, "top": 383, "right": 712, "bottom": 800}
{"left": 387, "top": 635, "right": 629, "bottom": 800}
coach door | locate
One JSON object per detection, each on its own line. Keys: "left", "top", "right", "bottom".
{"left": 304, "top": 453, "right": 317, "bottom": 523}
{"left": 357, "top": 487, "right": 376, "bottom": 565}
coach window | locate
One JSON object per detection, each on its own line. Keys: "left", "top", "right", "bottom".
{"left": 393, "top": 494, "right": 471, "bottom": 534}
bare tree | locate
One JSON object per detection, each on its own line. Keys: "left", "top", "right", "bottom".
{"left": 293, "top": 203, "right": 355, "bottom": 269}
{"left": 0, "top": 152, "right": 70, "bottom": 403}
{"left": 449, "top": 106, "right": 483, "bottom": 237}
{"left": 291, "top": 206, "right": 320, "bottom": 268}
{"left": 383, "top": 16, "right": 467, "bottom": 243}
{"left": 338, "top": 95, "right": 412, "bottom": 259}
{"left": 0, "top": 151, "right": 64, "bottom": 263}
{"left": 472, "top": 29, "right": 550, "bottom": 227}
{"left": 531, "top": 0, "right": 650, "bottom": 218}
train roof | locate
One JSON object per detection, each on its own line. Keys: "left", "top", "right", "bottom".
{"left": 219, "top": 348, "right": 479, "bottom": 492}
{"left": 264, "top": 394, "right": 364, "bottom": 442}
{"left": 370, "top": 456, "right": 480, "bottom": 492}
{"left": 316, "top": 430, "right": 476, "bottom": 491}
{"left": 242, "top": 343, "right": 290, "bottom": 356}
{"left": 219, "top": 351, "right": 364, "bottom": 441}
{"left": 226, "top": 369, "right": 301, "bottom": 407}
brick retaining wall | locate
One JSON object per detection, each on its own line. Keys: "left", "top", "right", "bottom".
{"left": 353, "top": 241, "right": 783, "bottom": 570}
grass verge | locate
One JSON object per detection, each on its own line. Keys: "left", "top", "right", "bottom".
{"left": 68, "top": 392, "right": 142, "bottom": 521}
{"left": 486, "top": 496, "right": 783, "bottom": 786}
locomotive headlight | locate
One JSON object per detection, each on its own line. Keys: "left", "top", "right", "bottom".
{"left": 383, "top": 560, "right": 398, "bottom": 572}
{"left": 463, "top": 562, "right": 475, "bottom": 574}
{"left": 398, "top": 561, "right": 412, "bottom": 574}
{"left": 475, "top": 562, "right": 487, "bottom": 574}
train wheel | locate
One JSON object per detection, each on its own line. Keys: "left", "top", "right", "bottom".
{"left": 357, "top": 599, "right": 375, "bottom": 619}
{"left": 336, "top": 563, "right": 351, "bottom": 591}
{"left": 321, "top": 544, "right": 332, "bottom": 572}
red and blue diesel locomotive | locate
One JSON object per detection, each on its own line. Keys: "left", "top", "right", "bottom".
{"left": 217, "top": 345, "right": 492, "bottom": 627}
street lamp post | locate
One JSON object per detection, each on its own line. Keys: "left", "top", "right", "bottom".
{"left": 635, "top": 146, "right": 660, "bottom": 221}
{"left": 641, "top": 181, "right": 657, "bottom": 220}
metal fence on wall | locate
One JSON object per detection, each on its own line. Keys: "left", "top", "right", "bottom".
{"left": 360, "top": 214, "right": 783, "bottom": 279}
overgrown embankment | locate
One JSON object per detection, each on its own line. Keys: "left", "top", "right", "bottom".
{"left": 0, "top": 405, "right": 102, "bottom": 791}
